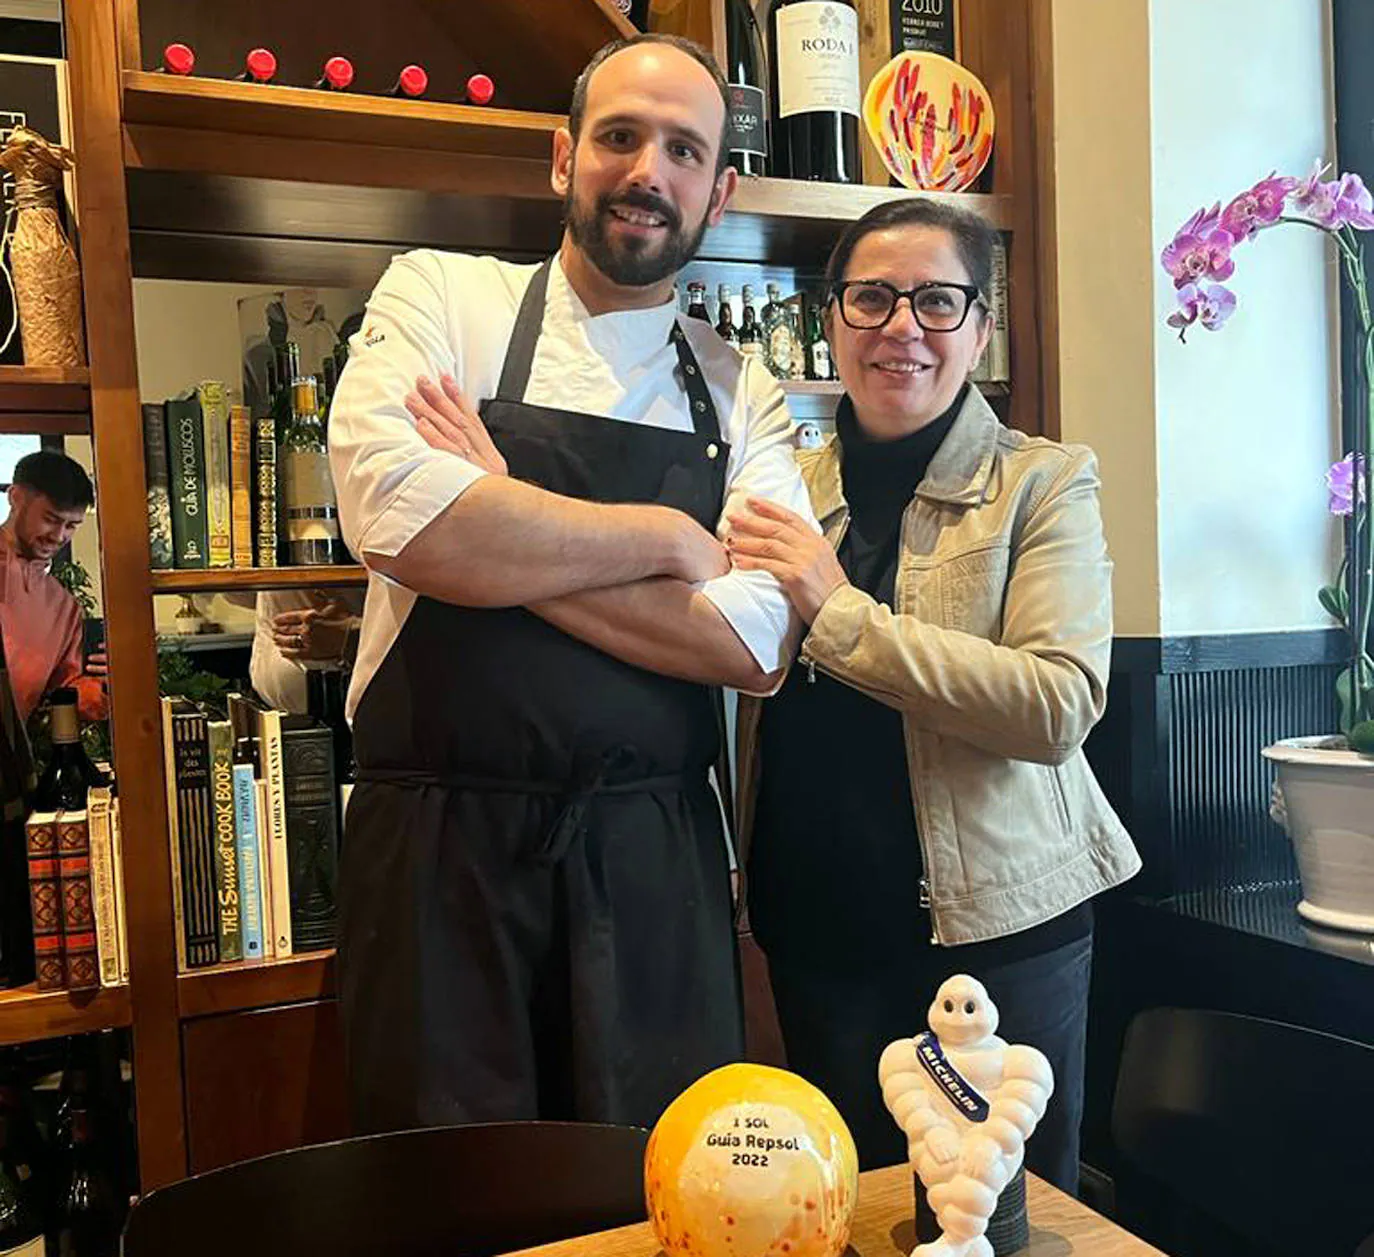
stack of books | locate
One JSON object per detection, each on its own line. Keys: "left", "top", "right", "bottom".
{"left": 160, "top": 693, "right": 340, "bottom": 970}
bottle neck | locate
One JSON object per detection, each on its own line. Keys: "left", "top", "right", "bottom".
{"left": 50, "top": 703, "right": 79, "bottom": 745}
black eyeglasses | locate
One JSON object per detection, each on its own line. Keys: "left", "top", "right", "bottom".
{"left": 829, "top": 280, "right": 984, "bottom": 333}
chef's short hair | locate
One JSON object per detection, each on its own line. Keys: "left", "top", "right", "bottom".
{"left": 11, "top": 450, "right": 94, "bottom": 511}
{"left": 569, "top": 34, "right": 733, "bottom": 175}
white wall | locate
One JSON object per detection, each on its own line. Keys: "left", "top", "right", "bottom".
{"left": 1149, "top": 0, "right": 1338, "bottom": 635}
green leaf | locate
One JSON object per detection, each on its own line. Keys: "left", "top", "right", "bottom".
{"left": 1319, "top": 583, "right": 1350, "bottom": 623}
{"left": 1351, "top": 720, "right": 1374, "bottom": 754}
{"left": 1337, "top": 666, "right": 1356, "bottom": 736}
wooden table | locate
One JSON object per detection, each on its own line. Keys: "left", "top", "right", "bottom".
{"left": 500, "top": 1163, "right": 1166, "bottom": 1256}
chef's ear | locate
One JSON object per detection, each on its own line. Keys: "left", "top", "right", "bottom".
{"left": 707, "top": 163, "right": 738, "bottom": 227}
{"left": 551, "top": 126, "right": 575, "bottom": 199}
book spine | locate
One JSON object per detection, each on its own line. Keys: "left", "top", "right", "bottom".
{"left": 85, "top": 786, "right": 120, "bottom": 988}
{"left": 987, "top": 236, "right": 1010, "bottom": 383}
{"left": 24, "top": 811, "right": 63, "bottom": 991}
{"left": 232, "top": 763, "right": 266, "bottom": 961}
{"left": 229, "top": 404, "right": 255, "bottom": 569}
{"left": 142, "top": 401, "right": 175, "bottom": 569}
{"left": 254, "top": 410, "right": 279, "bottom": 568}
{"left": 257, "top": 708, "right": 293, "bottom": 958}
{"left": 172, "top": 707, "right": 220, "bottom": 968}
{"left": 109, "top": 796, "right": 129, "bottom": 984}
{"left": 281, "top": 726, "right": 340, "bottom": 952}
{"left": 166, "top": 394, "right": 208, "bottom": 569}
{"left": 254, "top": 779, "right": 275, "bottom": 959}
{"left": 207, "top": 720, "right": 242, "bottom": 963}
{"left": 199, "top": 380, "right": 233, "bottom": 569}
{"left": 57, "top": 810, "right": 97, "bottom": 992}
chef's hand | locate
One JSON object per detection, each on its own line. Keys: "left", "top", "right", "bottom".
{"left": 407, "top": 374, "right": 508, "bottom": 476}
{"left": 272, "top": 601, "right": 357, "bottom": 662}
{"left": 669, "top": 512, "right": 731, "bottom": 584}
{"left": 727, "top": 497, "right": 847, "bottom": 624}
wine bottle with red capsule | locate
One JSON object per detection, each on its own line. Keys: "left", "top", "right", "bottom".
{"left": 313, "top": 55, "right": 354, "bottom": 92}
{"left": 465, "top": 73, "right": 494, "bottom": 106}
{"left": 153, "top": 42, "right": 195, "bottom": 75}
{"left": 388, "top": 64, "right": 428, "bottom": 98}
{"left": 234, "top": 48, "right": 277, "bottom": 84}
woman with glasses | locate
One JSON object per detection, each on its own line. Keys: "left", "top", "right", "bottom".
{"left": 729, "top": 199, "right": 1140, "bottom": 1187}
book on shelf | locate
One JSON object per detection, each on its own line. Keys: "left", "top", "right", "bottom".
{"left": 207, "top": 718, "right": 243, "bottom": 963}
{"left": 254, "top": 404, "right": 279, "bottom": 569}
{"left": 142, "top": 401, "right": 175, "bottom": 570}
{"left": 165, "top": 391, "right": 208, "bottom": 570}
{"left": 199, "top": 380, "right": 233, "bottom": 569}
{"left": 25, "top": 810, "right": 64, "bottom": 991}
{"left": 253, "top": 701, "right": 294, "bottom": 960}
{"left": 56, "top": 809, "right": 98, "bottom": 992}
{"left": 110, "top": 796, "right": 128, "bottom": 984}
{"left": 230, "top": 732, "right": 268, "bottom": 962}
{"left": 161, "top": 697, "right": 220, "bottom": 968}
{"left": 229, "top": 404, "right": 255, "bottom": 569}
{"left": 86, "top": 785, "right": 122, "bottom": 989}
{"left": 280, "top": 716, "right": 340, "bottom": 952}
{"left": 971, "top": 235, "right": 1010, "bottom": 387}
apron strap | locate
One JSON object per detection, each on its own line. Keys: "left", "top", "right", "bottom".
{"left": 495, "top": 257, "right": 722, "bottom": 441}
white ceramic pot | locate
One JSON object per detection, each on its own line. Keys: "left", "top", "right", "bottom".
{"left": 1264, "top": 736, "right": 1374, "bottom": 932}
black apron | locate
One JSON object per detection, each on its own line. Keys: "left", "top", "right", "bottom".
{"left": 339, "top": 260, "right": 744, "bottom": 1134}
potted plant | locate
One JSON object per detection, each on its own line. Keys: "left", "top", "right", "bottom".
{"left": 1163, "top": 166, "right": 1374, "bottom": 929}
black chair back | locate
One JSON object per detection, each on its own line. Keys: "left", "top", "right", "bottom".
{"left": 122, "top": 1121, "right": 650, "bottom": 1257}
{"left": 1112, "top": 1007, "right": 1374, "bottom": 1257}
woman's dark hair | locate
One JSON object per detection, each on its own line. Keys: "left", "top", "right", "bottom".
{"left": 824, "top": 198, "right": 999, "bottom": 303}
{"left": 11, "top": 449, "right": 94, "bottom": 511}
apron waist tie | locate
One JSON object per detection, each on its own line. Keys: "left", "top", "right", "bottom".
{"left": 355, "top": 747, "right": 705, "bottom": 867}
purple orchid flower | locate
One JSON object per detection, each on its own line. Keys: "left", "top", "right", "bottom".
{"left": 1161, "top": 214, "right": 1237, "bottom": 291}
{"left": 1289, "top": 162, "right": 1374, "bottom": 231}
{"left": 1167, "top": 282, "right": 1237, "bottom": 342}
{"left": 1331, "top": 173, "right": 1374, "bottom": 231}
{"left": 1328, "top": 454, "right": 1367, "bottom": 516}
{"left": 1220, "top": 173, "right": 1296, "bottom": 240}
{"left": 1290, "top": 160, "right": 1331, "bottom": 209}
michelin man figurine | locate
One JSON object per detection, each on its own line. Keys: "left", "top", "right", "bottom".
{"left": 878, "top": 976, "right": 1054, "bottom": 1257}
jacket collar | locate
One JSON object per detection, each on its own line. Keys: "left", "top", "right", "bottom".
{"left": 803, "top": 384, "right": 1000, "bottom": 528}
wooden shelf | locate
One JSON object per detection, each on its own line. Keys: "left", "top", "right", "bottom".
{"left": 177, "top": 950, "right": 336, "bottom": 1019}
{"left": 151, "top": 565, "right": 367, "bottom": 593}
{"left": 0, "top": 983, "right": 133, "bottom": 1047}
{"left": 0, "top": 366, "right": 92, "bottom": 433}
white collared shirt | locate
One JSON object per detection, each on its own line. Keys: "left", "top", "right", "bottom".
{"left": 329, "top": 250, "right": 817, "bottom": 719}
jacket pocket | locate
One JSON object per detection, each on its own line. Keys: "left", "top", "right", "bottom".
{"left": 935, "top": 544, "right": 1010, "bottom": 638}
{"left": 1044, "top": 764, "right": 1072, "bottom": 834}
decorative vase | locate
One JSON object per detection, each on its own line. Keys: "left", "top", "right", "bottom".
{"left": 1264, "top": 736, "right": 1374, "bottom": 932}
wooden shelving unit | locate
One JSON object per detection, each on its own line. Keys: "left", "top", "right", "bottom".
{"left": 0, "top": 365, "right": 92, "bottom": 435}
{"left": 0, "top": 984, "right": 133, "bottom": 1049}
{"left": 59, "top": 0, "right": 1056, "bottom": 1190}
{"left": 150, "top": 565, "right": 367, "bottom": 593}
{"left": 176, "top": 951, "right": 335, "bottom": 1020}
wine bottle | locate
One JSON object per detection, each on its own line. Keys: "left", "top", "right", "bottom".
{"left": 715, "top": 284, "right": 738, "bottom": 345}
{"left": 805, "top": 299, "right": 832, "bottom": 380}
{"left": 53, "top": 1103, "right": 120, "bottom": 1257}
{"left": 761, "top": 282, "right": 800, "bottom": 379}
{"left": 767, "top": 0, "right": 862, "bottom": 183}
{"left": 34, "top": 690, "right": 105, "bottom": 812}
{"left": 234, "top": 48, "right": 277, "bottom": 84}
{"left": 890, "top": 0, "right": 957, "bottom": 57}
{"left": 724, "top": 0, "right": 769, "bottom": 176}
{"left": 312, "top": 56, "right": 354, "bottom": 92}
{"left": 388, "top": 65, "right": 428, "bottom": 99}
{"left": 738, "top": 284, "right": 764, "bottom": 361}
{"left": 281, "top": 371, "right": 340, "bottom": 567}
{"left": 153, "top": 43, "right": 195, "bottom": 76}
{"left": 465, "top": 74, "right": 495, "bottom": 106}
{"left": 686, "top": 281, "right": 710, "bottom": 322}
{"left": 0, "top": 1053, "right": 45, "bottom": 1257}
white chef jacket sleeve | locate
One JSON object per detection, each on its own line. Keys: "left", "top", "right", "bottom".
{"left": 698, "top": 356, "right": 820, "bottom": 679}
{"left": 329, "top": 249, "right": 487, "bottom": 562}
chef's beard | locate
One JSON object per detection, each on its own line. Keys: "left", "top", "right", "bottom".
{"left": 564, "top": 183, "right": 710, "bottom": 288}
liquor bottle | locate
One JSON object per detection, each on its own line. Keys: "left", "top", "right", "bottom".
{"left": 715, "top": 284, "right": 738, "bottom": 345}
{"left": 724, "top": 0, "right": 769, "bottom": 176}
{"left": 785, "top": 295, "right": 807, "bottom": 380}
{"left": 738, "top": 285, "right": 764, "bottom": 361}
{"left": 281, "top": 370, "right": 340, "bottom": 567}
{"left": 0, "top": 1052, "right": 45, "bottom": 1257}
{"left": 234, "top": 48, "right": 277, "bottom": 84}
{"left": 153, "top": 43, "right": 194, "bottom": 76}
{"left": 761, "top": 282, "right": 800, "bottom": 379}
{"left": 271, "top": 344, "right": 299, "bottom": 568}
{"left": 465, "top": 74, "right": 494, "bottom": 106}
{"left": 767, "top": 0, "right": 862, "bottom": 183}
{"left": 805, "top": 299, "right": 832, "bottom": 381}
{"left": 312, "top": 56, "right": 354, "bottom": 92}
{"left": 388, "top": 65, "right": 428, "bottom": 99}
{"left": 686, "top": 282, "right": 711, "bottom": 322}
{"left": 35, "top": 690, "right": 105, "bottom": 812}
{"left": 645, "top": 0, "right": 712, "bottom": 46}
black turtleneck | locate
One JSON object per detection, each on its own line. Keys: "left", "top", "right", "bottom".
{"left": 748, "top": 385, "right": 1090, "bottom": 971}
